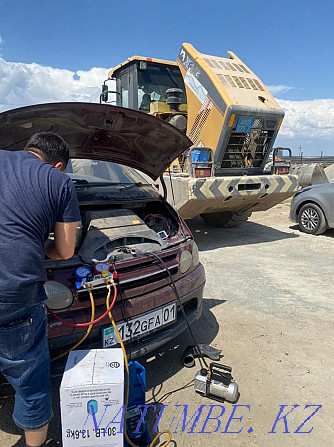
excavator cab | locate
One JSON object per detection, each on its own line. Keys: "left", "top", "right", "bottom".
{"left": 105, "top": 57, "right": 187, "bottom": 116}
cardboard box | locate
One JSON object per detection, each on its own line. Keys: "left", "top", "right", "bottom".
{"left": 60, "top": 349, "right": 124, "bottom": 447}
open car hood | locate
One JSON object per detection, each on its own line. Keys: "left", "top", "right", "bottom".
{"left": 0, "top": 102, "right": 192, "bottom": 180}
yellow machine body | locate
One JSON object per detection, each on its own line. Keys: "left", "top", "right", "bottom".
{"left": 104, "top": 44, "right": 298, "bottom": 223}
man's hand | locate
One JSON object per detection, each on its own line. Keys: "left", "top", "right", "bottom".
{"left": 45, "top": 221, "right": 77, "bottom": 260}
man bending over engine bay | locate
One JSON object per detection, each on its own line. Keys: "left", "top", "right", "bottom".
{"left": 0, "top": 132, "right": 81, "bottom": 447}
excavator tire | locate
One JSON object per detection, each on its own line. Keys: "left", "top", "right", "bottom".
{"left": 201, "top": 211, "right": 252, "bottom": 228}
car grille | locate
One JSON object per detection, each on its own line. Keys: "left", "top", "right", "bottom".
{"left": 77, "top": 253, "right": 179, "bottom": 301}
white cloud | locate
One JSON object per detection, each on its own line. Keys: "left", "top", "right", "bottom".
{"left": 278, "top": 98, "right": 334, "bottom": 139}
{"left": 0, "top": 58, "right": 110, "bottom": 112}
{"left": 267, "top": 85, "right": 293, "bottom": 95}
{"left": 0, "top": 35, "right": 2, "bottom": 45}
{"left": 0, "top": 58, "right": 333, "bottom": 146}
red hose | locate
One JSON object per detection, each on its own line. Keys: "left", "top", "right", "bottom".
{"left": 144, "top": 214, "right": 171, "bottom": 236}
{"left": 46, "top": 282, "right": 117, "bottom": 327}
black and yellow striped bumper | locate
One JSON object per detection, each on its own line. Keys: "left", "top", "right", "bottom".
{"left": 165, "top": 174, "right": 299, "bottom": 219}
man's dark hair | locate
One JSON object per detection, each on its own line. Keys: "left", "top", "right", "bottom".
{"left": 24, "top": 132, "right": 70, "bottom": 166}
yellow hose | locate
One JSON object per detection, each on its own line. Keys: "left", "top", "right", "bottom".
{"left": 51, "top": 284, "right": 97, "bottom": 362}
{"left": 50, "top": 279, "right": 172, "bottom": 446}
{"left": 106, "top": 282, "right": 172, "bottom": 447}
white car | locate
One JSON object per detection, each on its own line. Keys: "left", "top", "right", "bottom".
{"left": 290, "top": 183, "right": 334, "bottom": 235}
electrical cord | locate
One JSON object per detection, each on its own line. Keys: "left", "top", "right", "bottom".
{"left": 147, "top": 379, "right": 194, "bottom": 405}
{"left": 106, "top": 283, "right": 172, "bottom": 447}
{"left": 111, "top": 261, "right": 134, "bottom": 362}
{"left": 148, "top": 252, "right": 208, "bottom": 370}
{"left": 120, "top": 285, "right": 134, "bottom": 362}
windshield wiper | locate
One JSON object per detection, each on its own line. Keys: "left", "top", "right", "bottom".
{"left": 166, "top": 67, "right": 181, "bottom": 89}
{"left": 73, "top": 181, "right": 122, "bottom": 187}
{"left": 73, "top": 181, "right": 146, "bottom": 188}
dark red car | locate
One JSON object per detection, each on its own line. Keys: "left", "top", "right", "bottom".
{"left": 0, "top": 103, "right": 205, "bottom": 362}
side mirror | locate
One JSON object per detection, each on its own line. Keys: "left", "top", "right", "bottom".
{"left": 101, "top": 84, "right": 109, "bottom": 103}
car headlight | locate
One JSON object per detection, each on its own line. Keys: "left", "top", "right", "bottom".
{"left": 44, "top": 281, "right": 74, "bottom": 310}
{"left": 179, "top": 250, "right": 193, "bottom": 274}
{"left": 179, "top": 242, "right": 200, "bottom": 274}
{"left": 192, "top": 241, "right": 200, "bottom": 267}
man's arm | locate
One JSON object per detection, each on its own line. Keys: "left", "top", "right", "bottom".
{"left": 45, "top": 221, "right": 77, "bottom": 260}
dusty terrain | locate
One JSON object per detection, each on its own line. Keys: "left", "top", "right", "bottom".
{"left": 1, "top": 201, "right": 333, "bottom": 446}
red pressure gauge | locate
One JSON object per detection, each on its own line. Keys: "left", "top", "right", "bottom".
{"left": 93, "top": 263, "right": 110, "bottom": 276}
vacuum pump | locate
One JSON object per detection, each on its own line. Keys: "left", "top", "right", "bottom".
{"left": 194, "top": 362, "right": 239, "bottom": 403}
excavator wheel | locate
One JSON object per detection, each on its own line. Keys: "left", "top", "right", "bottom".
{"left": 201, "top": 211, "right": 252, "bottom": 228}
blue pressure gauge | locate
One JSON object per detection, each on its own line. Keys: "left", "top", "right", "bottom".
{"left": 75, "top": 266, "right": 92, "bottom": 283}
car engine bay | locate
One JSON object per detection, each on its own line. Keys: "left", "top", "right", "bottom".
{"left": 46, "top": 199, "right": 180, "bottom": 268}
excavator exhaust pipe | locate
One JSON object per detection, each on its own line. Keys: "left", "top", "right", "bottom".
{"left": 166, "top": 88, "right": 183, "bottom": 112}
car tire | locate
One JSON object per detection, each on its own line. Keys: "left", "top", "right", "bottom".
{"left": 201, "top": 211, "right": 252, "bottom": 228}
{"left": 298, "top": 203, "right": 327, "bottom": 235}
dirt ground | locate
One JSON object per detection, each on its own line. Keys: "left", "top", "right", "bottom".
{"left": 1, "top": 201, "right": 333, "bottom": 446}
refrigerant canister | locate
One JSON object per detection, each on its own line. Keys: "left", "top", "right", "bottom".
{"left": 194, "top": 369, "right": 238, "bottom": 403}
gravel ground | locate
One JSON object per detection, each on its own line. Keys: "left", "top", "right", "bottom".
{"left": 1, "top": 201, "right": 333, "bottom": 446}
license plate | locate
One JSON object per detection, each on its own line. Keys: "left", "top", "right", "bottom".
{"left": 235, "top": 117, "right": 254, "bottom": 133}
{"left": 102, "top": 302, "right": 177, "bottom": 348}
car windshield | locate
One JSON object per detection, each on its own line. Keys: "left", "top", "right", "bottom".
{"left": 65, "top": 159, "right": 148, "bottom": 185}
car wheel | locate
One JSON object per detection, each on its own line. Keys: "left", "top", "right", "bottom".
{"left": 298, "top": 203, "right": 327, "bottom": 235}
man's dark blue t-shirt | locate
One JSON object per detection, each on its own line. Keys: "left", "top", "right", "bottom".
{"left": 0, "top": 150, "right": 81, "bottom": 311}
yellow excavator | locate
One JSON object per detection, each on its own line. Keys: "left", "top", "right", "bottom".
{"left": 100, "top": 43, "right": 298, "bottom": 227}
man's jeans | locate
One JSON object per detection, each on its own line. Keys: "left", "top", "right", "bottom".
{"left": 0, "top": 303, "right": 53, "bottom": 430}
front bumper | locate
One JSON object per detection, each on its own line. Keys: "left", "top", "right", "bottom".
{"left": 165, "top": 174, "right": 299, "bottom": 219}
{"left": 49, "top": 265, "right": 205, "bottom": 378}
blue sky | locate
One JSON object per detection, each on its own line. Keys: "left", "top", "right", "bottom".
{"left": 0, "top": 0, "right": 333, "bottom": 155}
